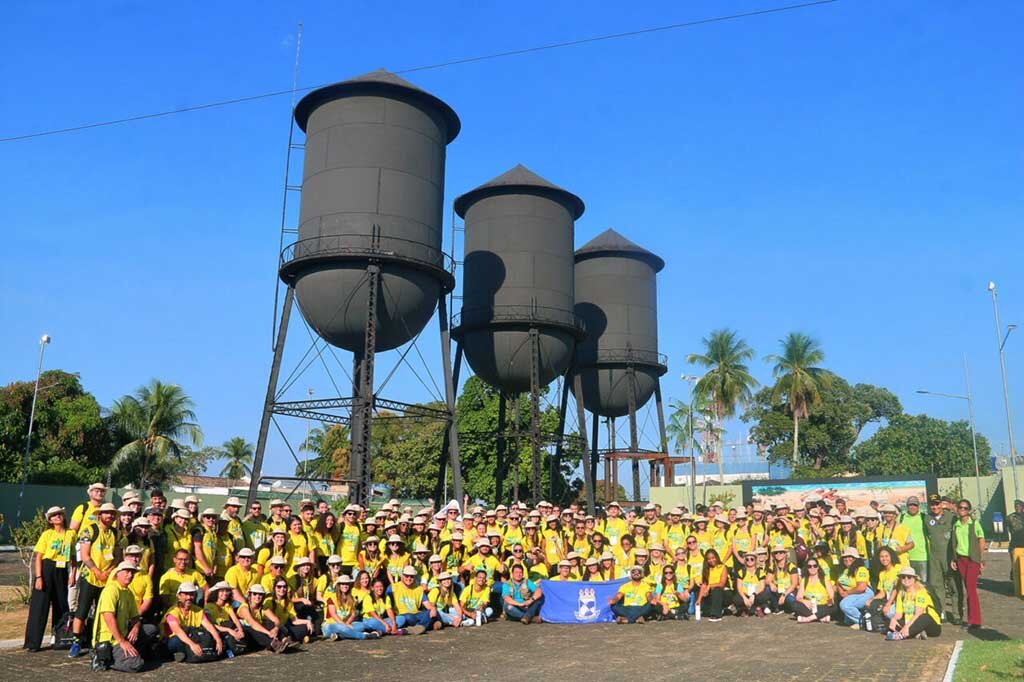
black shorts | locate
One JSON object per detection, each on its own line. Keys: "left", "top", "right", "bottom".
{"left": 75, "top": 577, "right": 103, "bottom": 621}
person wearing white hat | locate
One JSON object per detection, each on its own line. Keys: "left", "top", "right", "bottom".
{"left": 118, "top": 545, "right": 157, "bottom": 628}
{"left": 24, "top": 506, "right": 74, "bottom": 651}
{"left": 236, "top": 584, "right": 287, "bottom": 653}
{"left": 192, "top": 508, "right": 220, "bottom": 581}
{"left": 69, "top": 501, "right": 119, "bottom": 657}
{"left": 225, "top": 547, "right": 258, "bottom": 604}
{"left": 338, "top": 503, "right": 363, "bottom": 575}
{"left": 205, "top": 580, "right": 245, "bottom": 657}
{"left": 322, "top": 575, "right": 380, "bottom": 640}
{"left": 290, "top": 556, "right": 320, "bottom": 633}
{"left": 69, "top": 482, "right": 107, "bottom": 533}
{"left": 390, "top": 565, "right": 433, "bottom": 634}
{"left": 163, "top": 508, "right": 194, "bottom": 572}
{"left": 428, "top": 571, "right": 465, "bottom": 629}
{"left": 384, "top": 534, "right": 410, "bottom": 586}
{"left": 835, "top": 546, "right": 873, "bottom": 627}
{"left": 598, "top": 500, "right": 628, "bottom": 549}
{"left": 886, "top": 565, "right": 942, "bottom": 640}
{"left": 162, "top": 581, "right": 224, "bottom": 662}
{"left": 91, "top": 561, "right": 147, "bottom": 672}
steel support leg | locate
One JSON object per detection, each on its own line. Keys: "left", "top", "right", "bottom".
{"left": 552, "top": 373, "right": 570, "bottom": 502}
{"left": 529, "top": 329, "right": 542, "bottom": 503}
{"left": 627, "top": 367, "right": 641, "bottom": 505}
{"left": 573, "top": 373, "right": 595, "bottom": 514}
{"left": 495, "top": 394, "right": 507, "bottom": 506}
{"left": 654, "top": 380, "right": 669, "bottom": 489}
{"left": 247, "top": 285, "right": 295, "bottom": 507}
{"left": 438, "top": 295, "right": 464, "bottom": 509}
{"left": 350, "top": 262, "right": 380, "bottom": 507}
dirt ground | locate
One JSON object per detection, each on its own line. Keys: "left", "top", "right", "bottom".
{"left": 2, "top": 554, "right": 1020, "bottom": 681}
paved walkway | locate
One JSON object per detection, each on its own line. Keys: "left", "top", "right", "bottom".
{"left": 3, "top": 553, "right": 1020, "bottom": 681}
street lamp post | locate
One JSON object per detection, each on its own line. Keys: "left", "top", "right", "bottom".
{"left": 916, "top": 353, "right": 982, "bottom": 508}
{"left": 681, "top": 374, "right": 699, "bottom": 511}
{"left": 17, "top": 334, "right": 51, "bottom": 526}
{"left": 987, "top": 281, "right": 1020, "bottom": 500}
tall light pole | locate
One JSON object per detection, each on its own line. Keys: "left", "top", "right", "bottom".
{"left": 682, "top": 374, "right": 699, "bottom": 511}
{"left": 987, "top": 281, "right": 1020, "bottom": 500}
{"left": 17, "top": 334, "right": 51, "bottom": 526}
{"left": 916, "top": 353, "right": 982, "bottom": 507}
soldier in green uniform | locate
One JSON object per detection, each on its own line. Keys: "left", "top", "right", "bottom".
{"left": 924, "top": 493, "right": 956, "bottom": 623}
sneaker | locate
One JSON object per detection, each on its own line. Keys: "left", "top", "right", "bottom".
{"left": 885, "top": 631, "right": 896, "bottom": 641}
{"left": 917, "top": 631, "right": 928, "bottom": 640}
{"left": 635, "top": 617, "right": 645, "bottom": 624}
{"left": 531, "top": 616, "right": 543, "bottom": 624}
{"left": 68, "top": 642, "right": 82, "bottom": 659}
{"left": 329, "top": 633, "right": 339, "bottom": 642}
{"left": 707, "top": 617, "right": 722, "bottom": 623}
{"left": 616, "top": 617, "right": 628, "bottom": 624}
{"left": 269, "top": 637, "right": 286, "bottom": 654}
{"left": 849, "top": 623, "right": 860, "bottom": 630}
{"left": 90, "top": 653, "right": 108, "bottom": 671}
{"left": 764, "top": 607, "right": 772, "bottom": 615}
{"left": 819, "top": 615, "right": 831, "bottom": 623}
{"left": 521, "top": 616, "right": 530, "bottom": 624}
{"left": 285, "top": 637, "right": 301, "bottom": 650}
{"left": 406, "top": 625, "right": 426, "bottom": 636}
{"left": 365, "top": 631, "right": 381, "bottom": 639}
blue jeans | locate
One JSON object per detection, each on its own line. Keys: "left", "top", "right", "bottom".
{"left": 503, "top": 600, "right": 541, "bottom": 620}
{"left": 396, "top": 611, "right": 432, "bottom": 629}
{"left": 362, "top": 617, "right": 392, "bottom": 634}
{"left": 839, "top": 588, "right": 874, "bottom": 625}
{"left": 611, "top": 603, "right": 652, "bottom": 623}
{"left": 322, "top": 621, "right": 369, "bottom": 640}
{"left": 437, "top": 607, "right": 463, "bottom": 627}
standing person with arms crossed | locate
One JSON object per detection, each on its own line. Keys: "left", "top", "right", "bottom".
{"left": 924, "top": 493, "right": 957, "bottom": 623}
{"left": 951, "top": 498, "right": 986, "bottom": 630}
{"left": 901, "top": 497, "right": 928, "bottom": 579}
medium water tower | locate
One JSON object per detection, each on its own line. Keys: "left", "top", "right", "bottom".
{"left": 573, "top": 229, "right": 670, "bottom": 503}
{"left": 248, "top": 70, "right": 464, "bottom": 507}
{"left": 452, "top": 165, "right": 587, "bottom": 503}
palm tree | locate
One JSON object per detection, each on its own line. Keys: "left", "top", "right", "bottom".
{"left": 108, "top": 380, "right": 203, "bottom": 489}
{"left": 218, "top": 437, "right": 253, "bottom": 481}
{"left": 298, "top": 424, "right": 350, "bottom": 479}
{"left": 686, "top": 329, "right": 759, "bottom": 473}
{"left": 765, "top": 332, "right": 833, "bottom": 464}
{"left": 666, "top": 396, "right": 723, "bottom": 462}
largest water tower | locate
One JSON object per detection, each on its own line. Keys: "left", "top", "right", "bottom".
{"left": 248, "top": 70, "right": 464, "bottom": 507}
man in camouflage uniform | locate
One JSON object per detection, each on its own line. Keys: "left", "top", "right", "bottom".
{"left": 924, "top": 493, "right": 957, "bottom": 623}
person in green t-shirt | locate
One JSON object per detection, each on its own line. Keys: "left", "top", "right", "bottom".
{"left": 902, "top": 497, "right": 929, "bottom": 580}
{"left": 951, "top": 499, "right": 986, "bottom": 629}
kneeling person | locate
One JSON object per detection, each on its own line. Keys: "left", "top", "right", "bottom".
{"left": 93, "top": 561, "right": 149, "bottom": 672}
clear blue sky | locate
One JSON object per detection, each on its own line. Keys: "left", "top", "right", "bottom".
{"left": 2, "top": 1, "right": 1022, "bottom": 483}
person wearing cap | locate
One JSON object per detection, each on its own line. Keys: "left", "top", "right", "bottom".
{"left": 236, "top": 584, "right": 287, "bottom": 653}
{"left": 205, "top": 581, "right": 245, "bottom": 657}
{"left": 322, "top": 575, "right": 379, "bottom": 640}
{"left": 792, "top": 554, "right": 835, "bottom": 623}
{"left": 257, "top": 529, "right": 295, "bottom": 578}
{"left": 163, "top": 508, "right": 195, "bottom": 571}
{"left": 901, "top": 496, "right": 929, "bottom": 581}
{"left": 459, "top": 569, "right": 494, "bottom": 626}
{"left": 69, "top": 500, "right": 119, "bottom": 656}
{"left": 191, "top": 508, "right": 220, "bottom": 582}
{"left": 766, "top": 547, "right": 799, "bottom": 614}
{"left": 609, "top": 565, "right": 653, "bottom": 624}
{"left": 225, "top": 547, "right": 258, "bottom": 604}
{"left": 886, "top": 566, "right": 941, "bottom": 640}
{"left": 91, "top": 562, "right": 147, "bottom": 672}
{"left": 876, "top": 503, "right": 914, "bottom": 569}
{"left": 501, "top": 563, "right": 543, "bottom": 624}
{"left": 428, "top": 571, "right": 465, "bottom": 629}
{"left": 391, "top": 565, "right": 434, "bottom": 633}
{"left": 734, "top": 549, "right": 769, "bottom": 617}
{"left": 835, "top": 546, "right": 873, "bottom": 627}
{"left": 924, "top": 493, "right": 957, "bottom": 621}
{"left": 162, "top": 581, "right": 224, "bottom": 662}
{"left": 951, "top": 498, "right": 986, "bottom": 629}
{"left": 69, "top": 482, "right": 107, "bottom": 533}
{"left": 24, "top": 506, "right": 74, "bottom": 651}
{"left": 161, "top": 546, "right": 209, "bottom": 602}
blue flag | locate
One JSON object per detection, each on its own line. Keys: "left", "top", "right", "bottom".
{"left": 539, "top": 578, "right": 628, "bottom": 624}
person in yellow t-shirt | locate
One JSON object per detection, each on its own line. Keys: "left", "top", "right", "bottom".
{"left": 267, "top": 578, "right": 313, "bottom": 644}
{"left": 734, "top": 552, "right": 769, "bottom": 617}
{"left": 205, "top": 581, "right": 245, "bottom": 657}
{"left": 459, "top": 569, "right": 494, "bottom": 626}
{"left": 652, "top": 564, "right": 690, "bottom": 620}
{"left": 428, "top": 572, "right": 464, "bottom": 628}
{"left": 867, "top": 547, "right": 900, "bottom": 619}
{"left": 600, "top": 501, "right": 629, "bottom": 548}
{"left": 391, "top": 565, "right": 435, "bottom": 632}
{"left": 609, "top": 565, "right": 653, "bottom": 623}
{"left": 835, "top": 547, "right": 874, "bottom": 626}
{"left": 876, "top": 504, "right": 914, "bottom": 567}
{"left": 162, "top": 581, "right": 223, "bottom": 661}
{"left": 71, "top": 502, "right": 119, "bottom": 653}
{"left": 322, "top": 574, "right": 380, "bottom": 640}
{"left": 119, "top": 545, "right": 156, "bottom": 625}
{"left": 24, "top": 505, "right": 75, "bottom": 651}
{"left": 793, "top": 558, "right": 834, "bottom": 623}
{"left": 236, "top": 584, "right": 287, "bottom": 652}
{"left": 92, "top": 562, "right": 146, "bottom": 672}
{"left": 225, "top": 547, "right": 258, "bottom": 604}
{"left": 256, "top": 529, "right": 295, "bottom": 578}
{"left": 548, "top": 559, "right": 574, "bottom": 582}
{"left": 887, "top": 566, "right": 941, "bottom": 640}
{"left": 159, "top": 549, "right": 208, "bottom": 608}
{"left": 260, "top": 556, "right": 296, "bottom": 594}
{"left": 361, "top": 578, "right": 399, "bottom": 636}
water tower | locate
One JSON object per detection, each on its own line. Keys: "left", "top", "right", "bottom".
{"left": 452, "top": 165, "right": 592, "bottom": 504}
{"left": 248, "top": 70, "right": 463, "bottom": 507}
{"left": 572, "top": 229, "right": 673, "bottom": 504}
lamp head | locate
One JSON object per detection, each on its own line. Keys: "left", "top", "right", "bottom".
{"left": 40, "top": 334, "right": 51, "bottom": 345}
{"left": 988, "top": 281, "right": 996, "bottom": 292}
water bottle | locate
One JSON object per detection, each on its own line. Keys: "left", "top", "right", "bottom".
{"left": 695, "top": 602, "right": 702, "bottom": 621}
{"left": 811, "top": 597, "right": 817, "bottom": 617}
{"left": 475, "top": 612, "right": 482, "bottom": 627}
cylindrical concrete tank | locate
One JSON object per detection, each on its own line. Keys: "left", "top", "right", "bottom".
{"left": 280, "top": 69, "right": 460, "bottom": 352}
{"left": 574, "top": 229, "right": 667, "bottom": 417}
{"left": 453, "top": 165, "right": 585, "bottom": 394}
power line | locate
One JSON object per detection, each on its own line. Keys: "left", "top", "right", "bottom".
{"left": 1, "top": 1, "right": 837, "bottom": 144}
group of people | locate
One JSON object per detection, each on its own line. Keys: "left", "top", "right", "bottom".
{"left": 22, "top": 481, "right": 991, "bottom": 672}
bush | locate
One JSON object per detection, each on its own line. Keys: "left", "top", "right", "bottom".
{"left": 10, "top": 510, "right": 49, "bottom": 606}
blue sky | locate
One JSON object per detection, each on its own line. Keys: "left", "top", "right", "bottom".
{"left": 2, "top": 1, "right": 1022, "bottom": 484}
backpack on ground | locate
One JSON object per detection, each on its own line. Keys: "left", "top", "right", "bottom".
{"left": 859, "top": 602, "right": 886, "bottom": 633}
{"left": 52, "top": 613, "right": 76, "bottom": 650}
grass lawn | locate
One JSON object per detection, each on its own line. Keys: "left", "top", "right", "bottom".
{"left": 954, "top": 640, "right": 1024, "bottom": 681}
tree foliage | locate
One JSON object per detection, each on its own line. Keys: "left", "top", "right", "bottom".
{"left": 854, "top": 413, "right": 991, "bottom": 478}
{"left": 0, "top": 370, "right": 112, "bottom": 485}
{"left": 218, "top": 436, "right": 254, "bottom": 480}
{"left": 765, "top": 332, "right": 833, "bottom": 461}
{"left": 744, "top": 376, "right": 901, "bottom": 471}
{"left": 297, "top": 424, "right": 351, "bottom": 480}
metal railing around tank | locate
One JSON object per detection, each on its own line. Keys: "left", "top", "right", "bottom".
{"left": 452, "top": 304, "right": 587, "bottom": 338}
{"left": 584, "top": 347, "right": 668, "bottom": 366}
{"left": 278, "top": 233, "right": 455, "bottom": 288}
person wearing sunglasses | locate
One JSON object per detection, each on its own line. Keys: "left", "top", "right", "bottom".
{"left": 951, "top": 499, "right": 986, "bottom": 630}
{"left": 836, "top": 546, "right": 873, "bottom": 628}
{"left": 792, "top": 558, "right": 834, "bottom": 623}
{"left": 766, "top": 547, "right": 799, "bottom": 614}
{"left": 886, "top": 566, "right": 941, "bottom": 640}
{"left": 24, "top": 506, "right": 74, "bottom": 651}
{"left": 734, "top": 552, "right": 769, "bottom": 617}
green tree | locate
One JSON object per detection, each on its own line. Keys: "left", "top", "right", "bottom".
{"left": 744, "top": 377, "right": 902, "bottom": 472}
{"left": 765, "top": 333, "right": 833, "bottom": 463}
{"left": 218, "top": 437, "right": 253, "bottom": 481}
{"left": 686, "top": 329, "right": 759, "bottom": 465}
{"left": 0, "top": 370, "right": 112, "bottom": 485}
{"left": 297, "top": 424, "right": 350, "bottom": 479}
{"left": 666, "top": 395, "right": 723, "bottom": 462}
{"left": 854, "top": 413, "right": 991, "bottom": 478}
{"left": 108, "top": 380, "right": 203, "bottom": 489}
